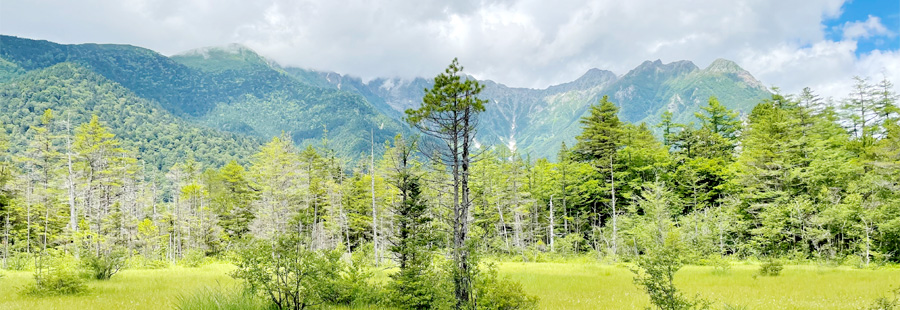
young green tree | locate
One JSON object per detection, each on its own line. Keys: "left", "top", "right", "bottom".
{"left": 695, "top": 96, "right": 741, "bottom": 141}
{"left": 248, "top": 135, "right": 304, "bottom": 240}
{"left": 209, "top": 160, "right": 256, "bottom": 245}
{"left": 385, "top": 134, "right": 447, "bottom": 308}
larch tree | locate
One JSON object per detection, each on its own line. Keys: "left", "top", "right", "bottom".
{"left": 73, "top": 115, "right": 126, "bottom": 257}
{"left": 842, "top": 76, "right": 879, "bottom": 151}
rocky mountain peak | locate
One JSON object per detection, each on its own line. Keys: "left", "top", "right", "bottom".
{"left": 704, "top": 58, "right": 744, "bottom": 73}
{"left": 704, "top": 58, "right": 765, "bottom": 89}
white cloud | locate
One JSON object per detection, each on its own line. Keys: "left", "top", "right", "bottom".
{"left": 0, "top": 0, "right": 896, "bottom": 99}
{"left": 841, "top": 15, "right": 892, "bottom": 40}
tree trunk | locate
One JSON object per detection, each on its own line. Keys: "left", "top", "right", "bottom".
{"left": 371, "top": 128, "right": 379, "bottom": 266}
{"left": 610, "top": 156, "right": 617, "bottom": 259}
{"left": 549, "top": 196, "right": 555, "bottom": 252}
{"left": 497, "top": 202, "right": 510, "bottom": 254}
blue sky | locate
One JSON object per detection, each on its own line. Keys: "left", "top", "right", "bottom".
{"left": 824, "top": 0, "right": 900, "bottom": 55}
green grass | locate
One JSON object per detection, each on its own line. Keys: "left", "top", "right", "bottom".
{"left": 1, "top": 262, "right": 897, "bottom": 309}
{"left": 0, "top": 263, "right": 239, "bottom": 310}
{"left": 497, "top": 262, "right": 900, "bottom": 309}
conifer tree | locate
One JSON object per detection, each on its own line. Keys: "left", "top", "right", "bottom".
{"left": 405, "top": 58, "right": 486, "bottom": 309}
{"left": 574, "top": 95, "right": 623, "bottom": 257}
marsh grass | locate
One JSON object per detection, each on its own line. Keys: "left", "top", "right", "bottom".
{"left": 1, "top": 261, "right": 898, "bottom": 310}
{"left": 173, "top": 285, "right": 273, "bottom": 310}
{"left": 0, "top": 263, "right": 239, "bottom": 310}
{"left": 498, "top": 262, "right": 900, "bottom": 310}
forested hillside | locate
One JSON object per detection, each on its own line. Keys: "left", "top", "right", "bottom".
{"left": 0, "top": 35, "right": 407, "bottom": 160}
{"left": 0, "top": 62, "right": 260, "bottom": 170}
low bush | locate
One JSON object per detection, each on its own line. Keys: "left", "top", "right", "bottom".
{"left": 232, "top": 236, "right": 377, "bottom": 310}
{"left": 321, "top": 254, "right": 386, "bottom": 306}
{"left": 7, "top": 250, "right": 33, "bottom": 271}
{"left": 389, "top": 254, "right": 453, "bottom": 310}
{"left": 21, "top": 255, "right": 87, "bottom": 296}
{"left": 554, "top": 233, "right": 584, "bottom": 256}
{"left": 709, "top": 257, "right": 731, "bottom": 276}
{"left": 475, "top": 263, "right": 539, "bottom": 310}
{"left": 757, "top": 260, "right": 783, "bottom": 277}
{"left": 81, "top": 248, "right": 127, "bottom": 280}
{"left": 864, "top": 287, "right": 900, "bottom": 310}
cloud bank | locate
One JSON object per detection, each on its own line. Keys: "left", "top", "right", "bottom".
{"left": 1, "top": 0, "right": 897, "bottom": 99}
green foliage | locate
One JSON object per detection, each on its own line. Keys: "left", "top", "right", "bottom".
{"left": 126, "top": 255, "right": 170, "bottom": 269}
{"left": 574, "top": 95, "right": 622, "bottom": 163}
{"left": 630, "top": 233, "right": 710, "bottom": 310}
{"left": 80, "top": 248, "right": 127, "bottom": 280}
{"left": 321, "top": 254, "right": 385, "bottom": 307}
{"left": 757, "top": 260, "right": 783, "bottom": 277}
{"left": 474, "top": 264, "right": 539, "bottom": 310}
{"left": 710, "top": 258, "right": 732, "bottom": 276}
{"left": 695, "top": 96, "right": 741, "bottom": 140}
{"left": 180, "top": 249, "right": 209, "bottom": 268}
{"left": 865, "top": 289, "right": 900, "bottom": 310}
{"left": 21, "top": 254, "right": 87, "bottom": 296}
{"left": 388, "top": 259, "right": 453, "bottom": 310}
{"left": 0, "top": 62, "right": 259, "bottom": 170}
{"left": 232, "top": 236, "right": 378, "bottom": 310}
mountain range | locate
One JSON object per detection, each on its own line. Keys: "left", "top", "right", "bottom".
{"left": 0, "top": 35, "right": 771, "bottom": 166}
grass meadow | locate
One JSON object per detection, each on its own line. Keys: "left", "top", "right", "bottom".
{"left": 0, "top": 261, "right": 897, "bottom": 309}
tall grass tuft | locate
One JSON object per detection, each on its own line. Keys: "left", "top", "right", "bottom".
{"left": 174, "top": 285, "right": 273, "bottom": 310}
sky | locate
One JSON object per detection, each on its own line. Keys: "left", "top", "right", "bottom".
{"left": 1, "top": 0, "right": 898, "bottom": 99}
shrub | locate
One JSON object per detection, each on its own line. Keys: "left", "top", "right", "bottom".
{"left": 174, "top": 285, "right": 274, "bottom": 310}
{"left": 7, "top": 250, "right": 33, "bottom": 271}
{"left": 630, "top": 233, "right": 710, "bottom": 310}
{"left": 758, "top": 260, "right": 783, "bottom": 277}
{"left": 389, "top": 255, "right": 453, "bottom": 310}
{"left": 21, "top": 255, "right": 87, "bottom": 296}
{"left": 864, "top": 287, "right": 900, "bottom": 310}
{"left": 321, "top": 253, "right": 385, "bottom": 306}
{"left": 710, "top": 257, "right": 731, "bottom": 276}
{"left": 180, "top": 249, "right": 208, "bottom": 268}
{"left": 555, "top": 233, "right": 584, "bottom": 256}
{"left": 232, "top": 236, "right": 374, "bottom": 310}
{"left": 80, "top": 248, "right": 128, "bottom": 280}
{"left": 474, "top": 263, "right": 538, "bottom": 310}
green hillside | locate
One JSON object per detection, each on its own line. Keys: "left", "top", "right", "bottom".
{"left": 0, "top": 62, "right": 260, "bottom": 170}
{"left": 0, "top": 35, "right": 410, "bottom": 160}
